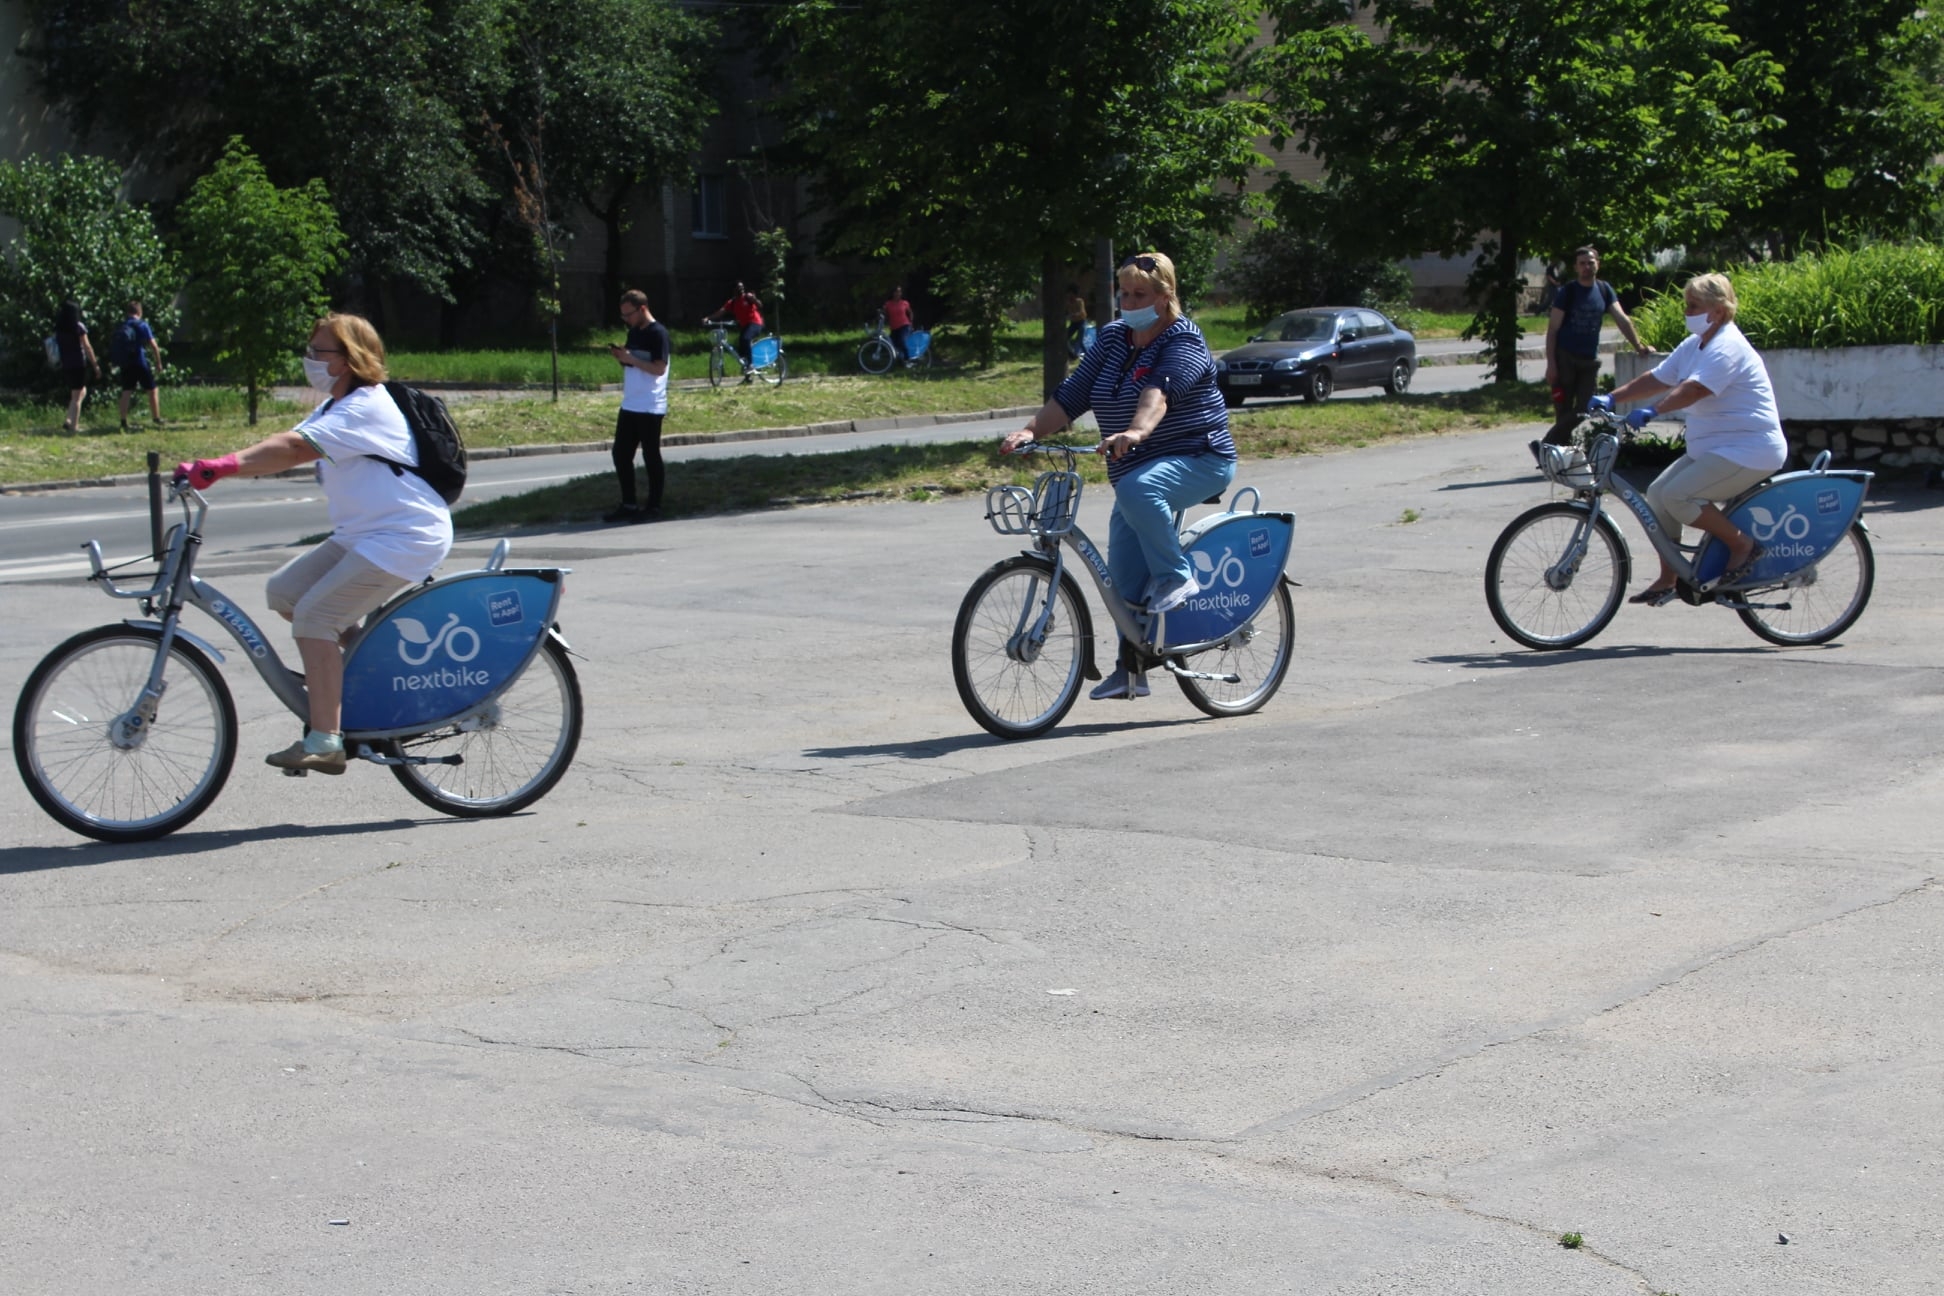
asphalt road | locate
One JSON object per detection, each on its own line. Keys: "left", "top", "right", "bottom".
{"left": 4, "top": 410, "right": 1940, "bottom": 1295}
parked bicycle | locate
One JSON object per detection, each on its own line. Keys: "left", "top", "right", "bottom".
{"left": 857, "top": 311, "right": 932, "bottom": 374}
{"left": 951, "top": 443, "right": 1296, "bottom": 739}
{"left": 13, "top": 457, "right": 583, "bottom": 842}
{"left": 702, "top": 319, "right": 787, "bottom": 387}
{"left": 1487, "top": 408, "right": 1875, "bottom": 649}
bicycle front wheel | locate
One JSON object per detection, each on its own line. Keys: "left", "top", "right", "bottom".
{"left": 1486, "top": 502, "right": 1630, "bottom": 650}
{"left": 858, "top": 338, "right": 894, "bottom": 374}
{"left": 1174, "top": 580, "right": 1294, "bottom": 717}
{"left": 708, "top": 350, "right": 724, "bottom": 388}
{"left": 1737, "top": 523, "right": 1875, "bottom": 646}
{"left": 952, "top": 556, "right": 1093, "bottom": 740}
{"left": 385, "top": 635, "right": 582, "bottom": 816}
{"left": 762, "top": 353, "right": 787, "bottom": 387}
{"left": 13, "top": 625, "right": 237, "bottom": 842}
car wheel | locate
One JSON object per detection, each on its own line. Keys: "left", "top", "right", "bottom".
{"left": 1384, "top": 357, "right": 1413, "bottom": 395}
{"left": 1222, "top": 389, "right": 1245, "bottom": 409}
{"left": 1303, "top": 368, "right": 1333, "bottom": 403}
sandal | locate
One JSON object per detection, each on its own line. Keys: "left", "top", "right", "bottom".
{"left": 1628, "top": 585, "right": 1677, "bottom": 606}
{"left": 1719, "top": 543, "right": 1765, "bottom": 587}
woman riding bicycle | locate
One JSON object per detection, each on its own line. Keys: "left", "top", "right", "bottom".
{"left": 175, "top": 313, "right": 453, "bottom": 773}
{"left": 1596, "top": 272, "right": 1785, "bottom": 605}
{"left": 1000, "top": 250, "right": 1236, "bottom": 699}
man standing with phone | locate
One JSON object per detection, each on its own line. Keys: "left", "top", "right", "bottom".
{"left": 606, "top": 289, "right": 670, "bottom": 524}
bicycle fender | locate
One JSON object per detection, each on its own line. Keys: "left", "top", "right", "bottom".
{"left": 1695, "top": 470, "right": 1870, "bottom": 586}
{"left": 120, "top": 618, "right": 227, "bottom": 665}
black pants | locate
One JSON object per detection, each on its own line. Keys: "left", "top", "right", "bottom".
{"left": 1545, "top": 349, "right": 1603, "bottom": 445}
{"left": 613, "top": 408, "right": 665, "bottom": 509}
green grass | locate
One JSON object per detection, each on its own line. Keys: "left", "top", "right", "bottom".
{"left": 452, "top": 379, "right": 1553, "bottom": 530}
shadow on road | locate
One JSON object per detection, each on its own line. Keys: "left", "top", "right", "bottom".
{"left": 0, "top": 816, "right": 438, "bottom": 875}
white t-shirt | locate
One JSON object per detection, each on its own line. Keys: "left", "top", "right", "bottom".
{"left": 296, "top": 384, "right": 454, "bottom": 582}
{"left": 1650, "top": 322, "right": 1787, "bottom": 471}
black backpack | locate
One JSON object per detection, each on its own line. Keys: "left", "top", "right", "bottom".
{"left": 372, "top": 381, "right": 467, "bottom": 506}
{"left": 110, "top": 318, "right": 142, "bottom": 367}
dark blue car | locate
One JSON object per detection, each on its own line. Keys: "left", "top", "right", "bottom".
{"left": 1215, "top": 307, "right": 1416, "bottom": 407}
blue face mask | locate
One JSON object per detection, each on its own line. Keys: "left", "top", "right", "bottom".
{"left": 1121, "top": 303, "right": 1160, "bottom": 330}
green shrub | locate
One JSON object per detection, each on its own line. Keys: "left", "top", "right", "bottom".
{"left": 1634, "top": 244, "right": 1944, "bottom": 350}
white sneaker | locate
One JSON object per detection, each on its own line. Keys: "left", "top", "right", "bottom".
{"left": 1150, "top": 575, "right": 1202, "bottom": 614}
{"left": 1089, "top": 669, "right": 1150, "bottom": 700}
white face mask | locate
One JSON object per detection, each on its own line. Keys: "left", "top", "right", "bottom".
{"left": 1121, "top": 303, "right": 1161, "bottom": 330}
{"left": 1684, "top": 311, "right": 1713, "bottom": 336}
{"left": 303, "top": 357, "right": 337, "bottom": 393}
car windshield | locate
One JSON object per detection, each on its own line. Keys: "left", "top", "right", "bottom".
{"left": 1253, "top": 313, "right": 1336, "bottom": 344}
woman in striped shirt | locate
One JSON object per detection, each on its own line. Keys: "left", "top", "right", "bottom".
{"left": 1002, "top": 251, "right": 1238, "bottom": 700}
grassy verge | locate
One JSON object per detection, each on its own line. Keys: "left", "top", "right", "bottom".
{"left": 453, "top": 380, "right": 1552, "bottom": 530}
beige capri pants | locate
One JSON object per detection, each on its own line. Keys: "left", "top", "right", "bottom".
{"left": 1645, "top": 452, "right": 1772, "bottom": 538}
{"left": 266, "top": 540, "right": 410, "bottom": 640}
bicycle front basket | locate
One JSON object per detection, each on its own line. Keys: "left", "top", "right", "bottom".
{"left": 1537, "top": 443, "right": 1599, "bottom": 489}
{"left": 1032, "top": 470, "right": 1082, "bottom": 536}
{"left": 985, "top": 484, "right": 1035, "bottom": 535}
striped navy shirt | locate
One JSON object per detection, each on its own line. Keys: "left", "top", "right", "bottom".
{"left": 1055, "top": 317, "right": 1237, "bottom": 482}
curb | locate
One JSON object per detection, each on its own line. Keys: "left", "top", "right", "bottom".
{"left": 0, "top": 405, "right": 1043, "bottom": 496}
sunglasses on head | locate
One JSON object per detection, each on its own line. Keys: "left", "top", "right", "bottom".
{"left": 1121, "top": 254, "right": 1159, "bottom": 273}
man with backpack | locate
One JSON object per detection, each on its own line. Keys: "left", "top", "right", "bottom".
{"left": 112, "top": 300, "right": 165, "bottom": 432}
{"left": 1542, "top": 246, "right": 1650, "bottom": 446}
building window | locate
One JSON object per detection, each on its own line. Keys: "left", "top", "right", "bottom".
{"left": 692, "top": 175, "right": 726, "bottom": 240}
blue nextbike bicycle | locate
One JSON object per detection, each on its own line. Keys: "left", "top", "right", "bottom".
{"left": 1489, "top": 407, "right": 1875, "bottom": 649}
{"left": 13, "top": 457, "right": 583, "bottom": 842}
{"left": 952, "top": 443, "right": 1296, "bottom": 739}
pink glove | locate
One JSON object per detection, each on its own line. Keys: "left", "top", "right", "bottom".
{"left": 173, "top": 454, "right": 240, "bottom": 489}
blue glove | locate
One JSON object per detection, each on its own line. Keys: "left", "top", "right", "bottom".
{"left": 1586, "top": 394, "right": 1615, "bottom": 414}
{"left": 1624, "top": 406, "right": 1658, "bottom": 430}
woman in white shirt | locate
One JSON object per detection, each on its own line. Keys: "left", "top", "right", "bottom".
{"left": 175, "top": 313, "right": 453, "bottom": 773}
{"left": 1601, "top": 273, "right": 1786, "bottom": 605}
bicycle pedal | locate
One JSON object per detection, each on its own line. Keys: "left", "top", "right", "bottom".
{"left": 281, "top": 767, "right": 308, "bottom": 778}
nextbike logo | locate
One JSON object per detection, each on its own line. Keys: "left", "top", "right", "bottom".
{"left": 1184, "top": 541, "right": 1255, "bottom": 615}
{"left": 392, "top": 664, "right": 493, "bottom": 693}
{"left": 1185, "top": 588, "right": 1255, "bottom": 615}
{"left": 1747, "top": 504, "right": 1811, "bottom": 544}
{"left": 394, "top": 612, "right": 480, "bottom": 665}
{"left": 209, "top": 598, "right": 268, "bottom": 659}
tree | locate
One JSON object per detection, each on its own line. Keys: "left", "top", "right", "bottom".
{"left": 1717, "top": 0, "right": 1944, "bottom": 257}
{"left": 26, "top": 0, "right": 509, "bottom": 304}
{"left": 0, "top": 153, "right": 181, "bottom": 390}
{"left": 498, "top": 0, "right": 717, "bottom": 313}
{"left": 777, "top": 0, "right": 1268, "bottom": 396}
{"left": 1263, "top": 0, "right": 1790, "bottom": 379}
{"left": 176, "top": 138, "right": 345, "bottom": 424}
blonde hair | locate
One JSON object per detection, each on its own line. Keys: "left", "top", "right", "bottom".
{"left": 316, "top": 312, "right": 389, "bottom": 386}
{"left": 1117, "top": 251, "right": 1181, "bottom": 311}
{"left": 1683, "top": 272, "right": 1738, "bottom": 320}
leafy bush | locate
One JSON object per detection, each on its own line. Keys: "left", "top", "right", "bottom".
{"left": 0, "top": 154, "right": 181, "bottom": 390}
{"left": 1634, "top": 243, "right": 1944, "bottom": 350}
{"left": 1220, "top": 223, "right": 1411, "bottom": 325}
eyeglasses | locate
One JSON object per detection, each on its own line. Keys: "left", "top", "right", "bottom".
{"left": 304, "top": 346, "right": 343, "bottom": 360}
{"left": 1121, "top": 254, "right": 1159, "bottom": 273}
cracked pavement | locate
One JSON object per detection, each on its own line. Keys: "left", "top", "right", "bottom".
{"left": 4, "top": 420, "right": 1942, "bottom": 1294}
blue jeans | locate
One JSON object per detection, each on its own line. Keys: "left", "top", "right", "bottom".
{"left": 1107, "top": 452, "right": 1237, "bottom": 607}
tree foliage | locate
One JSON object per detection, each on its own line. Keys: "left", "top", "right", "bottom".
{"left": 777, "top": 0, "right": 1268, "bottom": 394}
{"left": 0, "top": 153, "right": 180, "bottom": 389}
{"left": 1221, "top": 187, "right": 1411, "bottom": 323}
{"left": 176, "top": 138, "right": 345, "bottom": 423}
{"left": 27, "top": 0, "right": 509, "bottom": 301}
{"left": 1715, "top": 0, "right": 1944, "bottom": 257}
{"left": 1263, "top": 0, "right": 1789, "bottom": 378}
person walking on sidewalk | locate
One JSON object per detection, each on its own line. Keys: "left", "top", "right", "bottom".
{"left": 1543, "top": 246, "right": 1649, "bottom": 446}
{"left": 605, "top": 289, "right": 670, "bottom": 524}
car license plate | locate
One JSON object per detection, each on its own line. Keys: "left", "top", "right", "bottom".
{"left": 1230, "top": 374, "right": 1262, "bottom": 386}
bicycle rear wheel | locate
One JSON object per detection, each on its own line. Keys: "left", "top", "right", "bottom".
{"left": 385, "top": 635, "right": 582, "bottom": 816}
{"left": 761, "top": 353, "right": 787, "bottom": 387}
{"left": 1485, "top": 502, "right": 1630, "bottom": 650}
{"left": 952, "top": 556, "right": 1093, "bottom": 739}
{"left": 14, "top": 625, "right": 237, "bottom": 842}
{"left": 1737, "top": 523, "right": 1874, "bottom": 645}
{"left": 859, "top": 338, "right": 894, "bottom": 374}
{"left": 1174, "top": 580, "right": 1294, "bottom": 717}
